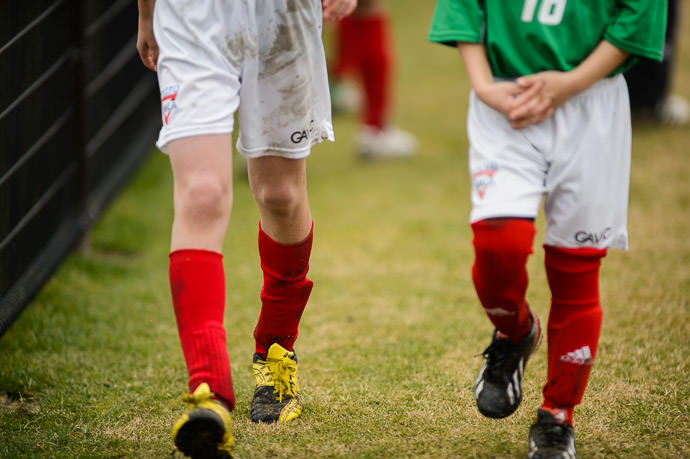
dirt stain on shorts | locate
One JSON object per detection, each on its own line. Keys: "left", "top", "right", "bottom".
{"left": 260, "top": 0, "right": 317, "bottom": 127}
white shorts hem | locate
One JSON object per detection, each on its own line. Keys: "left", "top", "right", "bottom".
{"left": 237, "top": 129, "right": 334, "bottom": 159}
{"left": 469, "top": 206, "right": 538, "bottom": 224}
{"left": 544, "top": 233, "right": 629, "bottom": 251}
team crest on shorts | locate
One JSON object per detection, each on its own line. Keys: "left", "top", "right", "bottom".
{"left": 161, "top": 85, "right": 179, "bottom": 125}
{"left": 471, "top": 161, "right": 498, "bottom": 199}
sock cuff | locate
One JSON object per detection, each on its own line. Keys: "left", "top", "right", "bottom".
{"left": 472, "top": 218, "right": 536, "bottom": 254}
{"left": 544, "top": 245, "right": 606, "bottom": 273}
{"left": 258, "top": 221, "right": 313, "bottom": 248}
{"left": 258, "top": 222, "right": 314, "bottom": 281}
{"left": 169, "top": 248, "right": 226, "bottom": 334}
{"left": 169, "top": 248, "right": 223, "bottom": 262}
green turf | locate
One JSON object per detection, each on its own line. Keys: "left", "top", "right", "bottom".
{"left": 2, "top": 2, "right": 689, "bottom": 457}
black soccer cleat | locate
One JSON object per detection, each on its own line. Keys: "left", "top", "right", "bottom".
{"left": 474, "top": 310, "right": 541, "bottom": 418}
{"left": 528, "top": 408, "right": 576, "bottom": 458}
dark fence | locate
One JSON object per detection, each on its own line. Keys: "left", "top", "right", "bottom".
{"left": 0, "top": 0, "right": 160, "bottom": 336}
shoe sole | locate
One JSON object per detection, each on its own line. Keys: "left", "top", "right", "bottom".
{"left": 174, "top": 410, "right": 232, "bottom": 459}
{"left": 251, "top": 392, "right": 302, "bottom": 423}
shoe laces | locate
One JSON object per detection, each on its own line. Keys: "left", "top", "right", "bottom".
{"left": 268, "top": 357, "right": 298, "bottom": 402}
{"left": 479, "top": 338, "right": 514, "bottom": 381}
{"left": 182, "top": 384, "right": 214, "bottom": 407}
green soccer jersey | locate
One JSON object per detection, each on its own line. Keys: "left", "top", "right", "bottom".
{"left": 428, "top": 0, "right": 667, "bottom": 78}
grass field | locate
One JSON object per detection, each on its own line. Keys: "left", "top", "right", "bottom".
{"left": 2, "top": 2, "right": 689, "bottom": 457}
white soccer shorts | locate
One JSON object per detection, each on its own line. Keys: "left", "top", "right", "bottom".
{"left": 153, "top": 0, "right": 334, "bottom": 158}
{"left": 467, "top": 75, "right": 631, "bottom": 250}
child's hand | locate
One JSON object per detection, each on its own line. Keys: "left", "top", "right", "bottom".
{"left": 322, "top": 0, "right": 357, "bottom": 22}
{"left": 475, "top": 79, "right": 547, "bottom": 128}
{"left": 137, "top": 15, "right": 159, "bottom": 72}
{"left": 509, "top": 71, "right": 579, "bottom": 127}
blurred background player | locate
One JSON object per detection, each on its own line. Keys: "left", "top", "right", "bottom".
{"left": 137, "top": 0, "right": 356, "bottom": 457}
{"left": 625, "top": 0, "right": 689, "bottom": 126}
{"left": 329, "top": 0, "right": 418, "bottom": 159}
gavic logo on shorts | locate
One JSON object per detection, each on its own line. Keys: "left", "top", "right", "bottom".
{"left": 471, "top": 162, "right": 499, "bottom": 199}
{"left": 291, "top": 120, "right": 317, "bottom": 144}
{"left": 574, "top": 227, "right": 611, "bottom": 245}
{"left": 161, "top": 85, "right": 179, "bottom": 125}
{"left": 291, "top": 130, "right": 308, "bottom": 144}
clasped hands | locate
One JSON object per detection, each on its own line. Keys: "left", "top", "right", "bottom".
{"left": 476, "top": 71, "right": 578, "bottom": 129}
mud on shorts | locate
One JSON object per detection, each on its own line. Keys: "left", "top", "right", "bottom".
{"left": 153, "top": 0, "right": 334, "bottom": 158}
{"left": 467, "top": 75, "right": 632, "bottom": 250}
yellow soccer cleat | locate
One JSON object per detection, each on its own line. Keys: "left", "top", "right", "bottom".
{"left": 172, "top": 382, "right": 233, "bottom": 458}
{"left": 251, "top": 343, "right": 302, "bottom": 423}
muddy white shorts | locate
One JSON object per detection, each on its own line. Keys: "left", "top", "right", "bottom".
{"left": 153, "top": 0, "right": 334, "bottom": 158}
{"left": 467, "top": 74, "right": 631, "bottom": 250}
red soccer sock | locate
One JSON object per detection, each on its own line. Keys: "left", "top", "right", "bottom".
{"left": 253, "top": 223, "right": 314, "bottom": 356}
{"left": 333, "top": 15, "right": 364, "bottom": 81}
{"left": 472, "top": 219, "right": 536, "bottom": 343}
{"left": 542, "top": 245, "right": 606, "bottom": 425}
{"left": 333, "top": 12, "right": 394, "bottom": 130}
{"left": 359, "top": 12, "right": 393, "bottom": 130}
{"left": 169, "top": 250, "right": 235, "bottom": 410}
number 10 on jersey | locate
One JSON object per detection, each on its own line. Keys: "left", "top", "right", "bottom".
{"left": 521, "top": 0, "right": 567, "bottom": 25}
